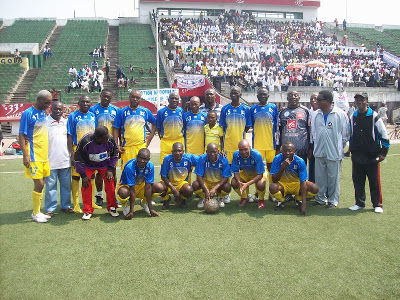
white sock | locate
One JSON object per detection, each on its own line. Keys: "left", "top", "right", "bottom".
{"left": 96, "top": 192, "right": 103, "bottom": 197}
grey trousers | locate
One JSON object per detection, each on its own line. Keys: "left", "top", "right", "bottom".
{"left": 315, "top": 157, "right": 342, "bottom": 206}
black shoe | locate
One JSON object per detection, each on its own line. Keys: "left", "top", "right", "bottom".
{"left": 162, "top": 200, "right": 170, "bottom": 210}
{"left": 95, "top": 195, "right": 103, "bottom": 206}
{"left": 312, "top": 201, "right": 326, "bottom": 206}
{"left": 275, "top": 203, "right": 284, "bottom": 211}
{"left": 285, "top": 195, "right": 295, "bottom": 203}
{"left": 344, "top": 152, "right": 350, "bottom": 157}
{"left": 326, "top": 203, "right": 337, "bottom": 209}
{"left": 180, "top": 200, "right": 187, "bottom": 209}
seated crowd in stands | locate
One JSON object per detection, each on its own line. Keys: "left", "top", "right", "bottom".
{"left": 92, "top": 44, "right": 106, "bottom": 58}
{"left": 159, "top": 14, "right": 400, "bottom": 92}
{"left": 68, "top": 64, "right": 104, "bottom": 93}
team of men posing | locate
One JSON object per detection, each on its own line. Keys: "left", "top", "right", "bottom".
{"left": 19, "top": 86, "right": 390, "bottom": 223}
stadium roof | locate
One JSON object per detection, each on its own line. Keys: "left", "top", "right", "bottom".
{"left": 140, "top": 0, "right": 320, "bottom": 7}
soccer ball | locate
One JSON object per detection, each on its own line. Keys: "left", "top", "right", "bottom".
{"left": 204, "top": 198, "right": 219, "bottom": 214}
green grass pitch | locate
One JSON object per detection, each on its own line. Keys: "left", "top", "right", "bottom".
{"left": 0, "top": 146, "right": 399, "bottom": 299}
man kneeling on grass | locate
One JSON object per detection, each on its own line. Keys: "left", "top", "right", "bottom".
{"left": 231, "top": 139, "right": 268, "bottom": 209}
{"left": 269, "top": 142, "right": 319, "bottom": 216}
{"left": 117, "top": 148, "right": 162, "bottom": 220}
{"left": 192, "top": 143, "right": 232, "bottom": 208}
{"left": 74, "top": 126, "right": 119, "bottom": 220}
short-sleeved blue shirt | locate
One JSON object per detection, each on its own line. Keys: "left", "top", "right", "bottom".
{"left": 231, "top": 148, "right": 265, "bottom": 177}
{"left": 160, "top": 153, "right": 198, "bottom": 185}
{"left": 270, "top": 154, "right": 308, "bottom": 183}
{"left": 119, "top": 158, "right": 155, "bottom": 186}
{"left": 194, "top": 153, "right": 231, "bottom": 184}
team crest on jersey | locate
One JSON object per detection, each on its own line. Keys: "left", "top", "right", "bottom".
{"left": 111, "top": 111, "right": 116, "bottom": 116}
{"left": 219, "top": 163, "right": 222, "bottom": 168}
{"left": 269, "top": 108, "right": 273, "bottom": 113}
{"left": 184, "top": 161, "right": 188, "bottom": 166}
{"left": 328, "top": 122, "right": 332, "bottom": 126}
{"left": 140, "top": 111, "right": 145, "bottom": 116}
{"left": 284, "top": 111, "right": 290, "bottom": 117}
{"left": 296, "top": 112, "right": 304, "bottom": 119}
{"left": 293, "top": 164, "right": 298, "bottom": 170}
{"left": 287, "top": 120, "right": 297, "bottom": 130}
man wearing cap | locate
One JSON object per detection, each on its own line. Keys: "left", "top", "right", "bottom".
{"left": 348, "top": 92, "right": 390, "bottom": 213}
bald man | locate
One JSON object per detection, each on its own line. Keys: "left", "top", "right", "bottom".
{"left": 156, "top": 92, "right": 185, "bottom": 164}
{"left": 113, "top": 89, "right": 156, "bottom": 170}
{"left": 19, "top": 90, "right": 53, "bottom": 223}
{"left": 231, "top": 139, "right": 268, "bottom": 209}
{"left": 183, "top": 96, "right": 207, "bottom": 156}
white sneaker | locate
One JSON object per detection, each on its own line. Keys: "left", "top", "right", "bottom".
{"left": 31, "top": 213, "right": 48, "bottom": 223}
{"left": 82, "top": 213, "right": 92, "bottom": 220}
{"left": 141, "top": 202, "right": 150, "bottom": 214}
{"left": 349, "top": 205, "right": 363, "bottom": 211}
{"left": 218, "top": 198, "right": 225, "bottom": 208}
{"left": 109, "top": 207, "right": 119, "bottom": 217}
{"left": 374, "top": 207, "right": 383, "bottom": 213}
{"left": 36, "top": 212, "right": 51, "bottom": 219}
{"left": 223, "top": 194, "right": 231, "bottom": 204}
{"left": 151, "top": 201, "right": 156, "bottom": 205}
{"left": 247, "top": 194, "right": 254, "bottom": 203}
{"left": 122, "top": 205, "right": 130, "bottom": 216}
{"left": 197, "top": 199, "right": 205, "bottom": 208}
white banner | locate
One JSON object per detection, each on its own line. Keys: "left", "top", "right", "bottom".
{"left": 139, "top": 88, "right": 179, "bottom": 106}
{"left": 175, "top": 74, "right": 205, "bottom": 89}
{"left": 333, "top": 91, "right": 349, "bottom": 114}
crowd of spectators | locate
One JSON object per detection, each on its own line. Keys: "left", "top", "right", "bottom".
{"left": 67, "top": 63, "right": 104, "bottom": 93}
{"left": 159, "top": 14, "right": 400, "bottom": 92}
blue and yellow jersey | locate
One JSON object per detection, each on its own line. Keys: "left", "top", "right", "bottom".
{"left": 194, "top": 153, "right": 231, "bottom": 184}
{"left": 156, "top": 106, "right": 184, "bottom": 140}
{"left": 270, "top": 154, "right": 307, "bottom": 183}
{"left": 67, "top": 110, "right": 97, "bottom": 145}
{"left": 89, "top": 103, "right": 119, "bottom": 133}
{"left": 160, "top": 153, "right": 198, "bottom": 185}
{"left": 250, "top": 103, "right": 278, "bottom": 151}
{"left": 114, "top": 106, "right": 156, "bottom": 147}
{"left": 119, "top": 158, "right": 155, "bottom": 186}
{"left": 183, "top": 111, "right": 206, "bottom": 155}
{"left": 204, "top": 124, "right": 224, "bottom": 151}
{"left": 219, "top": 103, "right": 251, "bottom": 152}
{"left": 231, "top": 148, "right": 265, "bottom": 177}
{"left": 19, "top": 106, "right": 48, "bottom": 162}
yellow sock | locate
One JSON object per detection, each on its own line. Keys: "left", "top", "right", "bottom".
{"left": 32, "top": 191, "right": 42, "bottom": 215}
{"left": 256, "top": 187, "right": 266, "bottom": 201}
{"left": 271, "top": 191, "right": 285, "bottom": 203}
{"left": 71, "top": 179, "right": 81, "bottom": 212}
{"left": 91, "top": 178, "right": 101, "bottom": 209}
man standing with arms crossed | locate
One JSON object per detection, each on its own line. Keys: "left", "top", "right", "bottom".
{"left": 19, "top": 90, "right": 52, "bottom": 223}
{"left": 44, "top": 101, "right": 73, "bottom": 216}
{"left": 156, "top": 92, "right": 185, "bottom": 164}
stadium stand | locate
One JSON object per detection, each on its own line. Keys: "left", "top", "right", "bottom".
{"left": 29, "top": 20, "right": 108, "bottom": 103}
{"left": 118, "top": 23, "right": 169, "bottom": 99}
{"left": 0, "top": 65, "right": 25, "bottom": 102}
{"left": 0, "top": 19, "right": 55, "bottom": 46}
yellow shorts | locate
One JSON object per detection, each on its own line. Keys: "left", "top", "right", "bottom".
{"left": 279, "top": 180, "right": 302, "bottom": 197}
{"left": 117, "top": 182, "right": 146, "bottom": 202}
{"left": 225, "top": 151, "right": 235, "bottom": 164}
{"left": 25, "top": 161, "right": 50, "bottom": 179}
{"left": 258, "top": 150, "right": 276, "bottom": 164}
{"left": 238, "top": 168, "right": 268, "bottom": 183}
{"left": 120, "top": 143, "right": 146, "bottom": 170}
{"left": 202, "top": 180, "right": 229, "bottom": 197}
{"left": 160, "top": 136, "right": 184, "bottom": 165}
{"left": 163, "top": 180, "right": 189, "bottom": 199}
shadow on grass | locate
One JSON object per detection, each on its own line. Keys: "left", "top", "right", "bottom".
{"left": 0, "top": 209, "right": 81, "bottom": 226}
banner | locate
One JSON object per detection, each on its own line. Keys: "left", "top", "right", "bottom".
{"left": 138, "top": 88, "right": 179, "bottom": 106}
{"left": 175, "top": 74, "right": 205, "bottom": 89}
{"left": 0, "top": 56, "right": 29, "bottom": 69}
{"left": 0, "top": 103, "right": 32, "bottom": 122}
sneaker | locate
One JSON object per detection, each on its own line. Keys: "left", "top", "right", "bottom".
{"left": 349, "top": 204, "right": 364, "bottom": 211}
{"left": 116, "top": 200, "right": 122, "bottom": 208}
{"left": 223, "top": 194, "right": 231, "bottom": 204}
{"left": 275, "top": 202, "right": 284, "bottom": 211}
{"left": 151, "top": 201, "right": 156, "bottom": 205}
{"left": 248, "top": 194, "right": 255, "bottom": 203}
{"left": 36, "top": 212, "right": 51, "bottom": 219}
{"left": 122, "top": 205, "right": 130, "bottom": 216}
{"left": 218, "top": 198, "right": 225, "bottom": 208}
{"left": 162, "top": 200, "right": 170, "bottom": 210}
{"left": 258, "top": 200, "right": 265, "bottom": 209}
{"left": 285, "top": 195, "right": 295, "bottom": 203}
{"left": 95, "top": 195, "right": 103, "bottom": 206}
{"left": 312, "top": 201, "right": 326, "bottom": 206}
{"left": 31, "top": 213, "right": 48, "bottom": 223}
{"left": 238, "top": 198, "right": 248, "bottom": 207}
{"left": 326, "top": 203, "right": 337, "bottom": 209}
{"left": 109, "top": 207, "right": 119, "bottom": 217}
{"left": 82, "top": 213, "right": 92, "bottom": 220}
{"left": 197, "top": 199, "right": 205, "bottom": 208}
{"left": 140, "top": 202, "right": 150, "bottom": 214}
{"left": 180, "top": 200, "right": 187, "bottom": 209}
{"left": 374, "top": 207, "right": 383, "bottom": 213}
